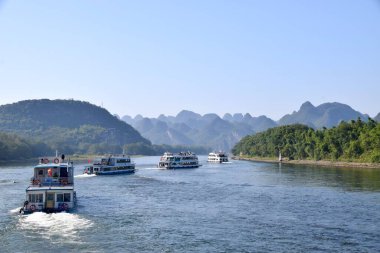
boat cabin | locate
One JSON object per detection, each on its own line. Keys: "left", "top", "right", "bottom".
{"left": 31, "top": 158, "right": 74, "bottom": 186}
{"left": 84, "top": 155, "right": 135, "bottom": 175}
{"left": 21, "top": 156, "right": 76, "bottom": 214}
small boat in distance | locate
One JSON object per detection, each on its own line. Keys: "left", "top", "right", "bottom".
{"left": 207, "top": 152, "right": 229, "bottom": 163}
{"left": 158, "top": 152, "right": 200, "bottom": 169}
{"left": 20, "top": 154, "right": 76, "bottom": 214}
{"left": 84, "top": 155, "right": 135, "bottom": 175}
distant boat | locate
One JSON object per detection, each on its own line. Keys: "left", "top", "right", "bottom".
{"left": 20, "top": 154, "right": 76, "bottom": 214}
{"left": 158, "top": 152, "right": 200, "bottom": 169}
{"left": 84, "top": 155, "right": 135, "bottom": 175}
{"left": 207, "top": 152, "right": 229, "bottom": 163}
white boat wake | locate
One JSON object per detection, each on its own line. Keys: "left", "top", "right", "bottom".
{"left": 0, "top": 179, "right": 17, "bottom": 185}
{"left": 9, "top": 207, "right": 23, "bottom": 214}
{"left": 74, "top": 174, "right": 97, "bottom": 178}
{"left": 142, "top": 167, "right": 161, "bottom": 170}
{"left": 18, "top": 212, "right": 93, "bottom": 241}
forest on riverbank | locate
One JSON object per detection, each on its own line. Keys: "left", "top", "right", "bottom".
{"left": 0, "top": 132, "right": 52, "bottom": 161}
{"left": 232, "top": 118, "right": 380, "bottom": 163}
{"left": 0, "top": 131, "right": 210, "bottom": 161}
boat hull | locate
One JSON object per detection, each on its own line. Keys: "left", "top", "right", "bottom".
{"left": 21, "top": 188, "right": 77, "bottom": 215}
{"left": 158, "top": 165, "right": 200, "bottom": 169}
{"left": 95, "top": 169, "right": 135, "bottom": 175}
{"left": 21, "top": 206, "right": 76, "bottom": 215}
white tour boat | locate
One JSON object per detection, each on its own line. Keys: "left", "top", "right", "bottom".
{"left": 20, "top": 154, "right": 76, "bottom": 214}
{"left": 83, "top": 155, "right": 135, "bottom": 175}
{"left": 158, "top": 152, "right": 200, "bottom": 169}
{"left": 207, "top": 152, "right": 229, "bottom": 163}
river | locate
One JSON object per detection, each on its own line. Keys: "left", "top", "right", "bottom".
{"left": 0, "top": 156, "right": 379, "bottom": 252}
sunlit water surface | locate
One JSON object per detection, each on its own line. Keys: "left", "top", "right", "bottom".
{"left": 1, "top": 156, "right": 379, "bottom": 252}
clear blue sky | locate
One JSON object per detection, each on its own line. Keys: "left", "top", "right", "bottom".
{"left": 0, "top": 0, "right": 379, "bottom": 120}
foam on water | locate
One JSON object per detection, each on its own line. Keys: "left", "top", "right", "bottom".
{"left": 142, "top": 167, "right": 161, "bottom": 170}
{"left": 9, "top": 207, "right": 22, "bottom": 214}
{"left": 74, "top": 174, "right": 97, "bottom": 178}
{"left": 0, "top": 179, "right": 17, "bottom": 185}
{"left": 18, "top": 212, "right": 93, "bottom": 241}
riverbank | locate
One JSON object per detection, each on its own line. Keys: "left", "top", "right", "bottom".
{"left": 231, "top": 156, "right": 380, "bottom": 169}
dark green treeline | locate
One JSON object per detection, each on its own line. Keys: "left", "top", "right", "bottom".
{"left": 232, "top": 118, "right": 380, "bottom": 163}
{"left": 0, "top": 131, "right": 210, "bottom": 161}
{"left": 0, "top": 132, "right": 51, "bottom": 161}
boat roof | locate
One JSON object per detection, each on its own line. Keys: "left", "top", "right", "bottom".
{"left": 99, "top": 155, "right": 130, "bottom": 158}
{"left": 37, "top": 155, "right": 73, "bottom": 167}
{"left": 34, "top": 162, "right": 72, "bottom": 168}
{"left": 209, "top": 152, "right": 227, "bottom": 155}
{"left": 162, "top": 151, "right": 197, "bottom": 156}
{"left": 27, "top": 186, "right": 74, "bottom": 191}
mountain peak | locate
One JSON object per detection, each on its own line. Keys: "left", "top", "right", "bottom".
{"left": 223, "top": 113, "right": 233, "bottom": 122}
{"left": 374, "top": 113, "right": 380, "bottom": 122}
{"left": 134, "top": 114, "right": 143, "bottom": 121}
{"left": 279, "top": 101, "right": 367, "bottom": 128}
{"left": 244, "top": 113, "right": 253, "bottom": 120}
{"left": 232, "top": 113, "right": 244, "bottom": 122}
{"left": 300, "top": 101, "right": 314, "bottom": 110}
{"left": 176, "top": 110, "right": 201, "bottom": 122}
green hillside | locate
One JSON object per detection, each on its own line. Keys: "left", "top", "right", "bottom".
{"left": 232, "top": 118, "right": 380, "bottom": 163}
{"left": 0, "top": 132, "right": 51, "bottom": 161}
{"left": 0, "top": 99, "right": 149, "bottom": 155}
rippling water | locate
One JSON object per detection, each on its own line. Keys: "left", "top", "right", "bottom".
{"left": 1, "top": 156, "right": 379, "bottom": 252}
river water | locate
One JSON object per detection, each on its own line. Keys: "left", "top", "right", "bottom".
{"left": 0, "top": 156, "right": 379, "bottom": 252}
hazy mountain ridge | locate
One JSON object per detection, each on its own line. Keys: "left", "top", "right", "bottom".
{"left": 374, "top": 113, "right": 380, "bottom": 122}
{"left": 278, "top": 101, "right": 369, "bottom": 128}
{"left": 122, "top": 110, "right": 278, "bottom": 151}
{"left": 123, "top": 101, "right": 373, "bottom": 151}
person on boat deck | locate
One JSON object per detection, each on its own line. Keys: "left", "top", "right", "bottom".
{"left": 48, "top": 168, "right": 53, "bottom": 177}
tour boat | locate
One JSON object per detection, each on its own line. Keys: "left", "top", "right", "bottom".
{"left": 83, "top": 155, "right": 135, "bottom": 175}
{"left": 158, "top": 152, "right": 200, "bottom": 169}
{"left": 207, "top": 152, "right": 229, "bottom": 163}
{"left": 20, "top": 154, "right": 76, "bottom": 214}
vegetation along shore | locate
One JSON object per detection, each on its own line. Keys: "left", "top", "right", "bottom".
{"left": 232, "top": 118, "right": 380, "bottom": 168}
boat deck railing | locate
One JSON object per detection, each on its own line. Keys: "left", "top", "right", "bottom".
{"left": 30, "top": 177, "right": 73, "bottom": 187}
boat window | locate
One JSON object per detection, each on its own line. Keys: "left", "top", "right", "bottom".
{"left": 60, "top": 167, "right": 68, "bottom": 177}
{"left": 29, "top": 193, "right": 43, "bottom": 203}
{"left": 57, "top": 193, "right": 64, "bottom": 202}
{"left": 47, "top": 193, "right": 54, "bottom": 201}
{"left": 38, "top": 169, "right": 44, "bottom": 176}
{"left": 64, "top": 193, "right": 71, "bottom": 202}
